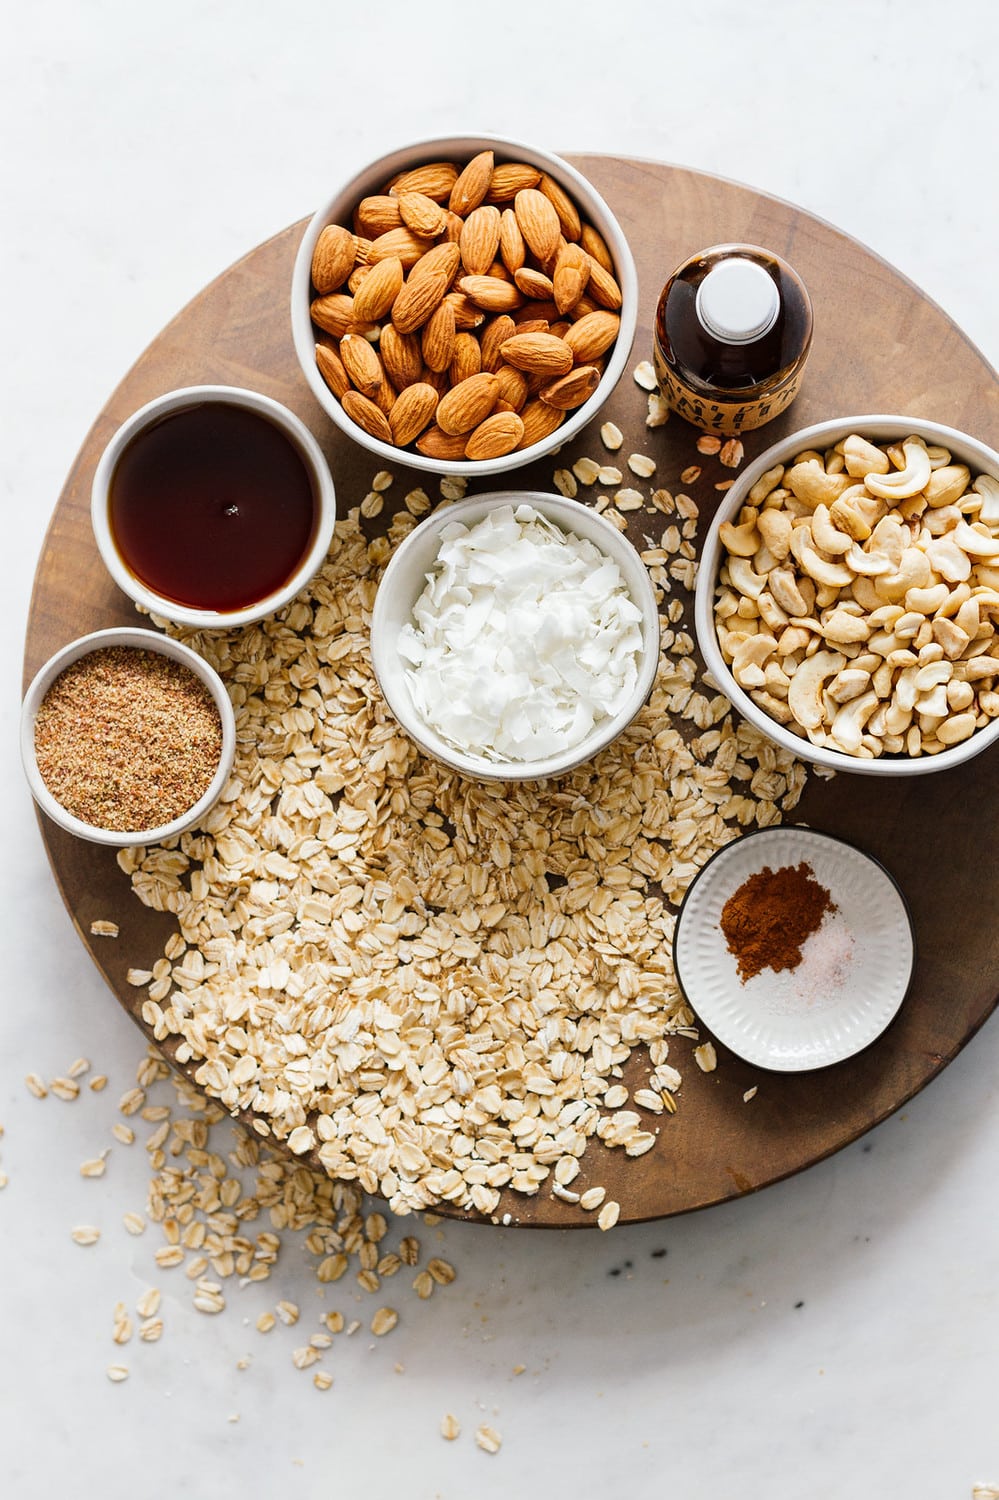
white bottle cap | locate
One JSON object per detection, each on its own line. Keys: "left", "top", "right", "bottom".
{"left": 695, "top": 258, "right": 780, "bottom": 344}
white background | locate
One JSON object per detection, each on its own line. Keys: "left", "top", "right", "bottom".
{"left": 3, "top": 2, "right": 999, "bottom": 1495}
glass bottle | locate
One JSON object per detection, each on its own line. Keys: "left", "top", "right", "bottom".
{"left": 653, "top": 244, "right": 813, "bottom": 434}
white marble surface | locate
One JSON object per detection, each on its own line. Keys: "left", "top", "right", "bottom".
{"left": 4, "top": 2, "right": 999, "bottom": 1495}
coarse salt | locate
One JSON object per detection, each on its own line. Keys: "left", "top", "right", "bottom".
{"left": 398, "top": 504, "right": 644, "bottom": 762}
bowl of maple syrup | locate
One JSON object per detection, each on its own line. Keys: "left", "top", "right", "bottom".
{"left": 91, "top": 386, "right": 336, "bottom": 629}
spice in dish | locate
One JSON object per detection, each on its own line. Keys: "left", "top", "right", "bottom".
{"left": 34, "top": 646, "right": 223, "bottom": 831}
{"left": 397, "top": 503, "right": 644, "bottom": 761}
{"left": 720, "top": 860, "right": 835, "bottom": 981}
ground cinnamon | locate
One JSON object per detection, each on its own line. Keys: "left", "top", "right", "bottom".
{"left": 720, "top": 861, "right": 835, "bottom": 981}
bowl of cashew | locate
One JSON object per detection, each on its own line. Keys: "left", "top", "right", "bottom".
{"left": 694, "top": 415, "right": 999, "bottom": 775}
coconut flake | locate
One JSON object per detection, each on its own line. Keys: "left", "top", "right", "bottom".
{"left": 399, "top": 504, "right": 644, "bottom": 762}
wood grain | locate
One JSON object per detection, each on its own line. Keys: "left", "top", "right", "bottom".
{"left": 23, "top": 156, "right": 999, "bottom": 1227}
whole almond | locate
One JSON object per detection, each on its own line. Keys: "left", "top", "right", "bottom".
{"left": 348, "top": 263, "right": 372, "bottom": 295}
{"left": 498, "top": 331, "right": 573, "bottom": 377}
{"left": 436, "top": 372, "right": 500, "bottom": 435}
{"left": 311, "top": 293, "right": 357, "bottom": 338}
{"left": 487, "top": 162, "right": 542, "bottom": 201}
{"left": 479, "top": 314, "right": 517, "bottom": 372}
{"left": 444, "top": 210, "right": 464, "bottom": 243}
{"left": 464, "top": 411, "right": 525, "bottom": 461}
{"left": 563, "top": 309, "right": 621, "bottom": 363}
{"left": 351, "top": 256, "right": 404, "bottom": 323}
{"left": 368, "top": 227, "right": 434, "bottom": 270}
{"left": 311, "top": 224, "right": 357, "bottom": 294}
{"left": 398, "top": 191, "right": 448, "bottom": 239}
{"left": 388, "top": 383, "right": 439, "bottom": 447}
{"left": 458, "top": 275, "right": 523, "bottom": 313}
{"left": 459, "top": 205, "right": 502, "bottom": 276}
{"left": 499, "top": 208, "right": 526, "bottom": 274}
{"left": 449, "top": 331, "right": 482, "bottom": 386}
{"left": 514, "top": 188, "right": 561, "bottom": 262}
{"left": 339, "top": 333, "right": 384, "bottom": 399}
{"left": 513, "top": 299, "right": 558, "bottom": 326}
{"left": 553, "top": 242, "right": 591, "bottom": 314}
{"left": 513, "top": 267, "right": 555, "bottom": 300}
{"left": 388, "top": 161, "right": 459, "bottom": 202}
{"left": 391, "top": 268, "right": 450, "bottom": 334}
{"left": 355, "top": 195, "right": 403, "bottom": 238}
{"left": 581, "top": 222, "right": 614, "bottom": 272}
{"left": 585, "top": 257, "right": 623, "bottom": 311}
{"left": 446, "top": 292, "right": 487, "bottom": 330}
{"left": 380, "top": 324, "right": 424, "bottom": 390}
{"left": 538, "top": 172, "right": 582, "bottom": 241}
{"left": 421, "top": 299, "right": 457, "bottom": 373}
{"left": 416, "top": 425, "right": 469, "bottom": 460}
{"left": 341, "top": 390, "right": 393, "bottom": 445}
{"left": 449, "top": 149, "right": 495, "bottom": 216}
{"left": 315, "top": 343, "right": 350, "bottom": 399}
{"left": 517, "top": 398, "right": 565, "bottom": 449}
{"left": 493, "top": 363, "right": 529, "bottom": 411}
{"left": 409, "top": 241, "right": 461, "bottom": 284}
{"left": 539, "top": 363, "right": 601, "bottom": 410}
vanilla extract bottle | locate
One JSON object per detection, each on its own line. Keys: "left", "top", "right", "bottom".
{"left": 653, "top": 244, "right": 813, "bottom": 435}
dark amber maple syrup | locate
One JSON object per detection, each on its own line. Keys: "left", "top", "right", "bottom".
{"left": 109, "top": 402, "right": 317, "bottom": 612}
{"left": 653, "top": 244, "right": 813, "bottom": 433}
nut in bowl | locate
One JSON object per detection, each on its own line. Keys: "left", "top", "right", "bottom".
{"left": 21, "top": 628, "right": 237, "bottom": 847}
{"left": 694, "top": 415, "right": 999, "bottom": 775}
{"left": 370, "top": 493, "right": 661, "bottom": 781}
{"left": 91, "top": 385, "right": 337, "bottom": 630}
{"left": 290, "top": 135, "right": 638, "bottom": 477}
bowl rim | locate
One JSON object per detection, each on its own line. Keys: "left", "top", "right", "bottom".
{"left": 694, "top": 413, "right": 999, "bottom": 776}
{"left": 90, "top": 384, "right": 337, "bottom": 630}
{"left": 290, "top": 133, "right": 639, "bottom": 478}
{"left": 370, "top": 490, "right": 662, "bottom": 780}
{"left": 21, "top": 626, "right": 237, "bottom": 846}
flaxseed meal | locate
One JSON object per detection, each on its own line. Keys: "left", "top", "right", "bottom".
{"left": 119, "top": 447, "right": 806, "bottom": 1219}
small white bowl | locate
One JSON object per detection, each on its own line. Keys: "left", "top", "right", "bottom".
{"left": 21, "top": 627, "right": 236, "bottom": 846}
{"left": 290, "top": 134, "right": 638, "bottom": 477}
{"left": 370, "top": 492, "right": 661, "bottom": 781}
{"left": 694, "top": 414, "right": 999, "bottom": 776}
{"left": 91, "top": 385, "right": 336, "bottom": 630}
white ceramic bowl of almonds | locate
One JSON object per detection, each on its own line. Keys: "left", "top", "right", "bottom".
{"left": 694, "top": 415, "right": 999, "bottom": 776}
{"left": 290, "top": 135, "right": 638, "bottom": 477}
{"left": 21, "top": 627, "right": 236, "bottom": 845}
{"left": 370, "top": 492, "right": 660, "bottom": 780}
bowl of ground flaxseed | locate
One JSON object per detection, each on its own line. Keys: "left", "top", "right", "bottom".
{"left": 21, "top": 627, "right": 236, "bottom": 846}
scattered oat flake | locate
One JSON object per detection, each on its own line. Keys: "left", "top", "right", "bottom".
{"left": 80, "top": 1152, "right": 109, "bottom": 1178}
{"left": 371, "top": 1307, "right": 399, "bottom": 1336}
{"left": 743, "top": 1086, "right": 758, "bottom": 1103}
{"left": 441, "top": 1413, "right": 460, "bottom": 1441}
{"left": 719, "top": 438, "right": 744, "bottom": 468}
{"left": 136, "top": 1288, "right": 160, "bottom": 1319}
{"left": 67, "top": 1057, "right": 91, "bottom": 1077}
{"left": 628, "top": 453, "right": 656, "bottom": 478}
{"left": 139, "top": 1317, "right": 163, "bottom": 1342}
{"left": 680, "top": 465, "right": 701, "bottom": 484}
{"left": 714, "top": 479, "right": 735, "bottom": 491}
{"left": 106, "top": 1364, "right": 129, "bottom": 1383}
{"left": 50, "top": 1076, "right": 80, "bottom": 1100}
{"left": 25, "top": 1073, "right": 47, "bottom": 1099}
{"left": 646, "top": 391, "right": 670, "bottom": 427}
{"left": 89, "top": 1075, "right": 108, "bottom": 1092}
{"left": 572, "top": 456, "right": 600, "bottom": 485}
{"left": 276, "top": 1300, "right": 300, "bottom": 1326}
{"left": 600, "top": 421, "right": 623, "bottom": 450}
{"left": 90, "top": 919, "right": 119, "bottom": 937}
{"left": 0, "top": 1172, "right": 7, "bottom": 1190}
{"left": 313, "top": 1370, "right": 334, "bottom": 1391}
{"left": 696, "top": 434, "right": 722, "bottom": 455}
{"left": 71, "top": 1225, "right": 101, "bottom": 1246}
{"left": 475, "top": 1425, "right": 502, "bottom": 1455}
{"left": 694, "top": 1042, "right": 718, "bottom": 1073}
{"left": 256, "top": 1312, "right": 276, "bottom": 1333}
{"left": 579, "top": 1186, "right": 606, "bottom": 1211}
{"left": 614, "top": 488, "right": 645, "bottom": 511}
{"left": 597, "top": 1200, "right": 621, "bottom": 1231}
{"left": 633, "top": 359, "right": 657, "bottom": 391}
{"left": 553, "top": 467, "right": 577, "bottom": 498}
{"left": 372, "top": 469, "right": 394, "bottom": 492}
{"left": 123, "top": 1211, "right": 146, "bottom": 1235}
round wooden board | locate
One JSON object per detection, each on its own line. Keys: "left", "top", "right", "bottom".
{"left": 23, "top": 156, "right": 999, "bottom": 1228}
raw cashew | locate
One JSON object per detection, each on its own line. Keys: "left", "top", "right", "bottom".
{"left": 840, "top": 434, "right": 891, "bottom": 478}
{"left": 785, "top": 460, "right": 853, "bottom": 509}
{"left": 926, "top": 465, "right": 971, "bottom": 508}
{"left": 756, "top": 507, "right": 793, "bottom": 560}
{"left": 786, "top": 650, "right": 847, "bottom": 731}
{"left": 718, "top": 517, "right": 761, "bottom": 557}
{"left": 830, "top": 690, "right": 879, "bottom": 753}
{"left": 864, "top": 436, "right": 932, "bottom": 500}
{"left": 725, "top": 556, "right": 767, "bottom": 599}
{"left": 953, "top": 520, "right": 999, "bottom": 558}
{"left": 973, "top": 474, "right": 999, "bottom": 524}
{"left": 811, "top": 504, "right": 853, "bottom": 555}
